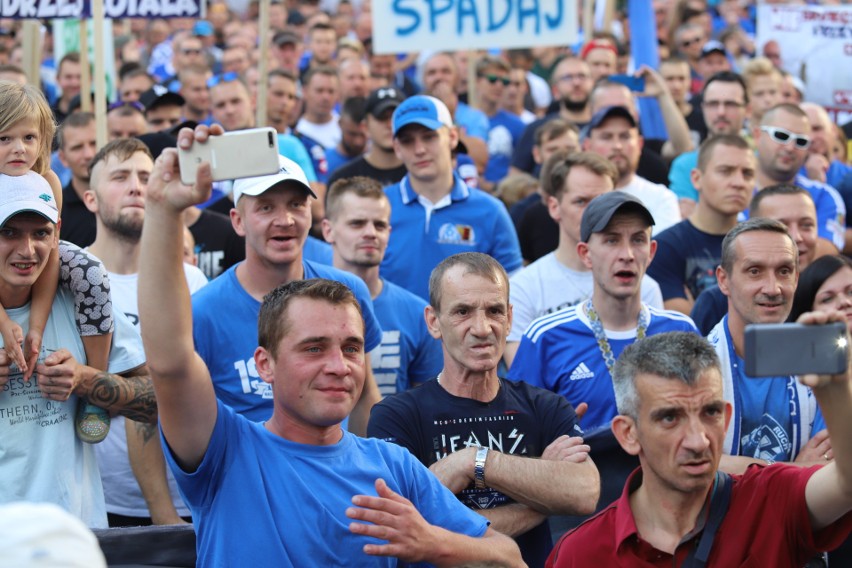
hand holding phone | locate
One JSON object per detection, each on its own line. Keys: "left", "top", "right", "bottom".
{"left": 177, "top": 127, "right": 280, "bottom": 185}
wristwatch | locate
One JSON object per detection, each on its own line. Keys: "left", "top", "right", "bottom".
{"left": 474, "top": 446, "right": 489, "bottom": 489}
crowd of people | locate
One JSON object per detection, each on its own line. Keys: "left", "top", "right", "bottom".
{"left": 2, "top": 0, "right": 852, "bottom": 566}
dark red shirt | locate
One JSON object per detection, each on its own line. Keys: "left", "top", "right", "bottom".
{"left": 547, "top": 464, "right": 852, "bottom": 568}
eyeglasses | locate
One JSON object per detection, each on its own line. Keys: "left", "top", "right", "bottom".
{"left": 206, "top": 71, "right": 240, "bottom": 88}
{"left": 702, "top": 100, "right": 745, "bottom": 111}
{"left": 556, "top": 73, "right": 590, "bottom": 83}
{"left": 181, "top": 48, "right": 203, "bottom": 56}
{"left": 107, "top": 100, "right": 145, "bottom": 113}
{"left": 680, "top": 37, "right": 702, "bottom": 48}
{"left": 761, "top": 126, "right": 811, "bottom": 149}
{"left": 479, "top": 73, "right": 510, "bottom": 86}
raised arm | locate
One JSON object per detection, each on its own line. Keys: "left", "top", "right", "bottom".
{"left": 138, "top": 126, "right": 223, "bottom": 471}
{"left": 799, "top": 311, "right": 852, "bottom": 531}
{"left": 635, "top": 65, "right": 694, "bottom": 159}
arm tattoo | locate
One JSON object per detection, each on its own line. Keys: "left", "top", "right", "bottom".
{"left": 132, "top": 420, "right": 160, "bottom": 444}
{"left": 88, "top": 371, "right": 158, "bottom": 424}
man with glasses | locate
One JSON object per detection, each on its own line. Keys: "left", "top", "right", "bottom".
{"left": 669, "top": 71, "right": 751, "bottom": 216}
{"left": 755, "top": 104, "right": 845, "bottom": 254}
{"left": 471, "top": 56, "right": 525, "bottom": 190}
{"left": 672, "top": 23, "right": 706, "bottom": 95}
{"left": 510, "top": 57, "right": 594, "bottom": 177}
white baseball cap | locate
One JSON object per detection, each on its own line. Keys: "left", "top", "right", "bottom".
{"left": 0, "top": 172, "right": 59, "bottom": 227}
{"left": 0, "top": 502, "right": 107, "bottom": 567}
{"left": 232, "top": 155, "right": 316, "bottom": 204}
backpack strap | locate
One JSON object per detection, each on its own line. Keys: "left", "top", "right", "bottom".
{"left": 683, "top": 471, "right": 733, "bottom": 568}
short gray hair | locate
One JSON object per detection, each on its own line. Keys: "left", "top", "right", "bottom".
{"left": 613, "top": 332, "right": 721, "bottom": 419}
{"left": 428, "top": 253, "right": 508, "bottom": 312}
{"left": 720, "top": 217, "right": 795, "bottom": 274}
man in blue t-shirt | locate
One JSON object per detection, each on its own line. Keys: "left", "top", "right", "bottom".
{"left": 382, "top": 95, "right": 523, "bottom": 300}
{"left": 649, "top": 134, "right": 755, "bottom": 315}
{"left": 137, "top": 140, "right": 523, "bottom": 564}
{"left": 470, "top": 56, "right": 526, "bottom": 190}
{"left": 322, "top": 176, "right": 442, "bottom": 397}
{"left": 189, "top": 154, "right": 383, "bottom": 436}
{"left": 368, "top": 253, "right": 599, "bottom": 568}
{"left": 710, "top": 217, "right": 830, "bottom": 475}
{"left": 510, "top": 192, "right": 699, "bottom": 431}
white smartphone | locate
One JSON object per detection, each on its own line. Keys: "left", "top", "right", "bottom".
{"left": 178, "top": 127, "right": 280, "bottom": 185}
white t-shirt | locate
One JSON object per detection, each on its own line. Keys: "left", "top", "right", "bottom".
{"left": 94, "top": 264, "right": 207, "bottom": 518}
{"left": 296, "top": 113, "right": 341, "bottom": 149}
{"left": 508, "top": 252, "right": 664, "bottom": 342}
{"left": 0, "top": 289, "right": 145, "bottom": 527}
{"left": 620, "top": 175, "right": 682, "bottom": 235}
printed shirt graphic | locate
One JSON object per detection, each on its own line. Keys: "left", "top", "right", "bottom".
{"left": 0, "top": 288, "right": 144, "bottom": 528}
{"left": 382, "top": 173, "right": 522, "bottom": 300}
{"left": 368, "top": 378, "right": 580, "bottom": 568}
{"left": 371, "top": 279, "right": 442, "bottom": 396}
{"left": 647, "top": 220, "right": 725, "bottom": 302}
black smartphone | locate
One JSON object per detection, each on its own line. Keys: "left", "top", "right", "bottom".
{"left": 744, "top": 322, "right": 848, "bottom": 377}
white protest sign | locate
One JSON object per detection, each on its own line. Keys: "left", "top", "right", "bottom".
{"left": 757, "top": 5, "right": 852, "bottom": 123}
{"left": 372, "top": 0, "right": 578, "bottom": 55}
{"left": 1, "top": 0, "right": 202, "bottom": 18}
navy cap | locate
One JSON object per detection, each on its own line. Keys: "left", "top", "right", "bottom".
{"left": 580, "top": 105, "right": 636, "bottom": 140}
{"left": 365, "top": 87, "right": 405, "bottom": 118}
{"left": 139, "top": 85, "right": 185, "bottom": 112}
{"left": 580, "top": 192, "right": 655, "bottom": 242}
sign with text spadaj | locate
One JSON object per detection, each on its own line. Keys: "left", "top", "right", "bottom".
{"left": 1, "top": 0, "right": 202, "bottom": 19}
{"left": 372, "top": 0, "right": 578, "bottom": 55}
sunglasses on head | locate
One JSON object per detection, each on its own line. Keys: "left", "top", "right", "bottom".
{"left": 761, "top": 126, "right": 811, "bottom": 149}
{"left": 206, "top": 71, "right": 240, "bottom": 88}
{"left": 479, "top": 73, "right": 510, "bottom": 86}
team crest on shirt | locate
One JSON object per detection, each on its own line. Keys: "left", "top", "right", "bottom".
{"left": 437, "top": 223, "right": 476, "bottom": 245}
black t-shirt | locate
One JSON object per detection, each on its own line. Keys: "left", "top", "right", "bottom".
{"left": 60, "top": 181, "right": 97, "bottom": 248}
{"left": 188, "top": 209, "right": 245, "bottom": 280}
{"left": 368, "top": 378, "right": 581, "bottom": 568}
{"left": 518, "top": 201, "right": 558, "bottom": 264}
{"left": 327, "top": 156, "right": 408, "bottom": 188}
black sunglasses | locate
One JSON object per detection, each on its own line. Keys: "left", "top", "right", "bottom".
{"left": 479, "top": 73, "right": 510, "bottom": 86}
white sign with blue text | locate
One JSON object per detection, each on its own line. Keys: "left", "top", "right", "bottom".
{"left": 372, "top": 0, "right": 578, "bottom": 55}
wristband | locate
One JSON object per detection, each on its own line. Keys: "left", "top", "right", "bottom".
{"left": 474, "top": 447, "right": 489, "bottom": 489}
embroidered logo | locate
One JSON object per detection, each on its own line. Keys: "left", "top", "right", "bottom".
{"left": 569, "top": 362, "right": 595, "bottom": 381}
{"left": 437, "top": 223, "right": 475, "bottom": 245}
{"left": 39, "top": 193, "right": 52, "bottom": 203}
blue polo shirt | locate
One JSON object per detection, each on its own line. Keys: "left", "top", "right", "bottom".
{"left": 382, "top": 173, "right": 523, "bottom": 300}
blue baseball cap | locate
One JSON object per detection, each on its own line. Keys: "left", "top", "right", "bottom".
{"left": 192, "top": 21, "right": 214, "bottom": 37}
{"left": 392, "top": 95, "right": 453, "bottom": 137}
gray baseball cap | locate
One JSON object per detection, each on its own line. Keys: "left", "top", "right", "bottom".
{"left": 580, "top": 192, "right": 654, "bottom": 242}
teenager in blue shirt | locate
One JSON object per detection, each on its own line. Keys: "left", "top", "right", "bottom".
{"left": 382, "top": 95, "right": 522, "bottom": 301}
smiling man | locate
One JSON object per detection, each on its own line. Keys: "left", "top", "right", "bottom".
{"left": 547, "top": 331, "right": 852, "bottom": 567}
{"left": 708, "top": 217, "right": 831, "bottom": 472}
{"left": 510, "top": 192, "right": 698, "bottom": 432}
{"left": 136, "top": 130, "right": 525, "bottom": 566}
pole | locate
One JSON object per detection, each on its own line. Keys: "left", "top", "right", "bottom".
{"left": 91, "top": 0, "right": 107, "bottom": 146}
